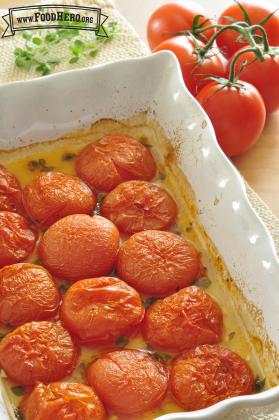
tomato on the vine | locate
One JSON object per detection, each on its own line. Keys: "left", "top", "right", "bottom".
{"left": 227, "top": 47, "right": 279, "bottom": 113}
{"left": 153, "top": 35, "right": 225, "bottom": 96}
{"left": 196, "top": 81, "right": 266, "bottom": 157}
{"left": 217, "top": 2, "right": 279, "bottom": 58}
{"left": 147, "top": 1, "right": 215, "bottom": 51}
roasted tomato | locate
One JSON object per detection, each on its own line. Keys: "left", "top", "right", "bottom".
{"left": 227, "top": 48, "right": 279, "bottom": 113}
{"left": 76, "top": 135, "right": 157, "bottom": 192}
{"left": 143, "top": 286, "right": 223, "bottom": 351}
{"left": 147, "top": 1, "right": 215, "bottom": 50}
{"left": 0, "top": 321, "right": 78, "bottom": 386}
{"left": 39, "top": 214, "right": 119, "bottom": 281}
{"left": 101, "top": 181, "right": 177, "bottom": 234}
{"left": 21, "top": 382, "right": 106, "bottom": 420}
{"left": 0, "top": 164, "right": 22, "bottom": 212}
{"left": 217, "top": 2, "right": 279, "bottom": 58}
{"left": 87, "top": 349, "right": 169, "bottom": 415}
{"left": 153, "top": 35, "right": 225, "bottom": 96}
{"left": 0, "top": 211, "right": 36, "bottom": 268}
{"left": 170, "top": 344, "right": 254, "bottom": 410}
{"left": 116, "top": 230, "right": 203, "bottom": 295}
{"left": 22, "top": 171, "right": 97, "bottom": 228}
{"left": 0, "top": 263, "right": 59, "bottom": 326}
{"left": 60, "top": 277, "right": 144, "bottom": 344}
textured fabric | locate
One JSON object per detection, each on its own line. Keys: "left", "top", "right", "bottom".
{"left": 0, "top": 1, "right": 278, "bottom": 418}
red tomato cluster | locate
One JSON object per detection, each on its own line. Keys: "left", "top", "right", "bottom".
{"left": 148, "top": 1, "right": 279, "bottom": 157}
{"left": 0, "top": 132, "right": 257, "bottom": 418}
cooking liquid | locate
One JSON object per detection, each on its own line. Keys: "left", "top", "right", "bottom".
{"left": 0, "top": 115, "right": 268, "bottom": 420}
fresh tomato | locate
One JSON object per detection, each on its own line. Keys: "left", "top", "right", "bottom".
{"left": 217, "top": 1, "right": 279, "bottom": 58}
{"left": 227, "top": 47, "right": 279, "bottom": 113}
{"left": 153, "top": 35, "right": 226, "bottom": 96}
{"left": 147, "top": 1, "right": 215, "bottom": 50}
{"left": 196, "top": 80, "right": 266, "bottom": 157}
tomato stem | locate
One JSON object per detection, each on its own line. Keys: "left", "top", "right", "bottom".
{"left": 228, "top": 46, "right": 259, "bottom": 83}
{"left": 170, "top": 22, "right": 248, "bottom": 37}
{"left": 198, "top": 24, "right": 260, "bottom": 57}
{"left": 249, "top": 24, "right": 270, "bottom": 52}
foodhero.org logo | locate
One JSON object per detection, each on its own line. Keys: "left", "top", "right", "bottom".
{"left": 2, "top": 5, "right": 108, "bottom": 38}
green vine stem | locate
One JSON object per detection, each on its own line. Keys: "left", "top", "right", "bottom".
{"left": 170, "top": 21, "right": 249, "bottom": 38}
{"left": 228, "top": 46, "right": 259, "bottom": 83}
{"left": 198, "top": 24, "right": 261, "bottom": 57}
{"left": 248, "top": 24, "right": 270, "bottom": 52}
{"left": 171, "top": 24, "right": 223, "bottom": 36}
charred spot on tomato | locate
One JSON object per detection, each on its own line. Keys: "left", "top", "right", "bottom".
{"left": 27, "top": 159, "right": 55, "bottom": 173}
{"left": 94, "top": 194, "right": 107, "bottom": 216}
{"left": 11, "top": 386, "right": 27, "bottom": 397}
{"left": 193, "top": 277, "right": 211, "bottom": 288}
{"left": 115, "top": 336, "right": 129, "bottom": 348}
{"left": 253, "top": 377, "right": 266, "bottom": 393}
{"left": 79, "top": 362, "right": 87, "bottom": 370}
{"left": 32, "top": 259, "right": 43, "bottom": 266}
{"left": 144, "top": 297, "right": 159, "bottom": 308}
{"left": 27, "top": 160, "right": 39, "bottom": 171}
{"left": 62, "top": 152, "right": 76, "bottom": 161}
{"left": 108, "top": 268, "right": 117, "bottom": 277}
{"left": 153, "top": 352, "right": 172, "bottom": 364}
{"left": 145, "top": 344, "right": 172, "bottom": 364}
{"left": 228, "top": 331, "right": 236, "bottom": 341}
{"left": 14, "top": 408, "right": 24, "bottom": 420}
{"left": 59, "top": 283, "right": 71, "bottom": 294}
{"left": 139, "top": 135, "right": 152, "bottom": 148}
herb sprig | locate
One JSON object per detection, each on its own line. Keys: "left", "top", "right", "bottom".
{"left": 14, "top": 10, "right": 118, "bottom": 76}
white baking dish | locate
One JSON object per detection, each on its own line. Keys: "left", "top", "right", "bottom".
{"left": 0, "top": 51, "right": 278, "bottom": 419}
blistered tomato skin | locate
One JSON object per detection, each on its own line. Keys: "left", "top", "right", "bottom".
{"left": 143, "top": 286, "right": 223, "bottom": 351}
{"left": 76, "top": 135, "right": 157, "bottom": 192}
{"left": 0, "top": 165, "right": 22, "bottom": 213}
{"left": 0, "top": 211, "right": 36, "bottom": 268}
{"left": 117, "top": 230, "right": 203, "bottom": 295}
{"left": 101, "top": 180, "right": 177, "bottom": 234}
{"left": 0, "top": 321, "right": 78, "bottom": 386}
{"left": 60, "top": 277, "right": 144, "bottom": 344}
{"left": 21, "top": 382, "right": 106, "bottom": 420}
{"left": 39, "top": 214, "right": 119, "bottom": 281}
{"left": 87, "top": 349, "right": 169, "bottom": 415}
{"left": 22, "top": 171, "right": 97, "bottom": 228}
{"left": 0, "top": 263, "right": 60, "bottom": 326}
{"left": 171, "top": 344, "right": 254, "bottom": 411}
